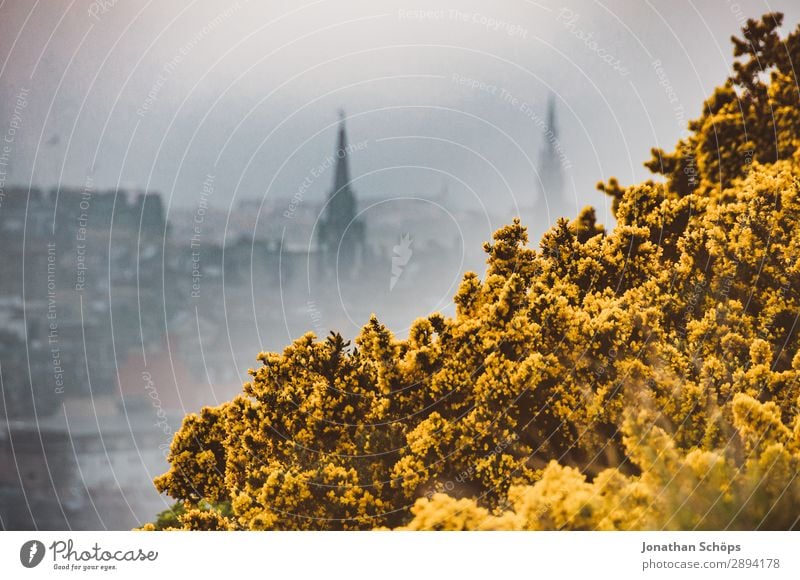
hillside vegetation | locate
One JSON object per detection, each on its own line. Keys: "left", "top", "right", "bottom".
{"left": 149, "top": 13, "right": 800, "bottom": 530}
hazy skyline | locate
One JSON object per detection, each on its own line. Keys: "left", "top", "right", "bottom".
{"left": 2, "top": 0, "right": 799, "bottom": 231}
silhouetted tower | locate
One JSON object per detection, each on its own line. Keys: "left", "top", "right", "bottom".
{"left": 318, "top": 111, "right": 365, "bottom": 280}
{"left": 537, "top": 96, "right": 572, "bottom": 221}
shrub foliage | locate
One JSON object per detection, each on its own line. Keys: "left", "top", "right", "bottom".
{"left": 149, "top": 13, "right": 800, "bottom": 530}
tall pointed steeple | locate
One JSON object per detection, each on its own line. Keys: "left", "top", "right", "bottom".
{"left": 537, "top": 94, "right": 569, "bottom": 219}
{"left": 333, "top": 109, "right": 350, "bottom": 195}
{"left": 546, "top": 95, "right": 558, "bottom": 138}
{"left": 324, "top": 109, "right": 356, "bottom": 223}
{"left": 317, "top": 109, "right": 366, "bottom": 281}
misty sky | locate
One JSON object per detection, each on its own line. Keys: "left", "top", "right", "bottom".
{"left": 2, "top": 0, "right": 799, "bottom": 229}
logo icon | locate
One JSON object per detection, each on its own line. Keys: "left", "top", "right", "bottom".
{"left": 20, "top": 540, "right": 46, "bottom": 568}
{"left": 390, "top": 234, "right": 413, "bottom": 291}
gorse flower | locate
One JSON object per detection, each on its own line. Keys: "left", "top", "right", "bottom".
{"left": 149, "top": 13, "right": 800, "bottom": 531}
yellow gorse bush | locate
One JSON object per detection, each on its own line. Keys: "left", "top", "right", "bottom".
{"left": 148, "top": 13, "right": 800, "bottom": 531}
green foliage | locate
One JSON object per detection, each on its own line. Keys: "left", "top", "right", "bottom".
{"left": 138, "top": 500, "right": 232, "bottom": 531}
{"left": 151, "top": 13, "right": 800, "bottom": 530}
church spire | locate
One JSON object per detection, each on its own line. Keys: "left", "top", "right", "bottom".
{"left": 538, "top": 94, "right": 565, "bottom": 212}
{"left": 317, "top": 109, "right": 365, "bottom": 281}
{"left": 546, "top": 94, "right": 558, "bottom": 139}
{"left": 333, "top": 109, "right": 350, "bottom": 195}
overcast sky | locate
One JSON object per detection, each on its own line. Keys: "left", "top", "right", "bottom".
{"left": 2, "top": 0, "right": 799, "bottom": 229}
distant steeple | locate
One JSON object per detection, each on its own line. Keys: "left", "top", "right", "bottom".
{"left": 537, "top": 94, "right": 569, "bottom": 219}
{"left": 333, "top": 109, "right": 350, "bottom": 195}
{"left": 318, "top": 109, "right": 365, "bottom": 280}
{"left": 325, "top": 109, "right": 356, "bottom": 218}
{"left": 546, "top": 95, "right": 557, "bottom": 137}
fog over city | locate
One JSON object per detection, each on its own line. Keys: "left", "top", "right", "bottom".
{"left": 3, "top": 1, "right": 799, "bottom": 214}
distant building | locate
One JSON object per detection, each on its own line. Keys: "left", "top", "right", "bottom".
{"left": 536, "top": 95, "right": 573, "bottom": 222}
{"left": 317, "top": 111, "right": 366, "bottom": 281}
